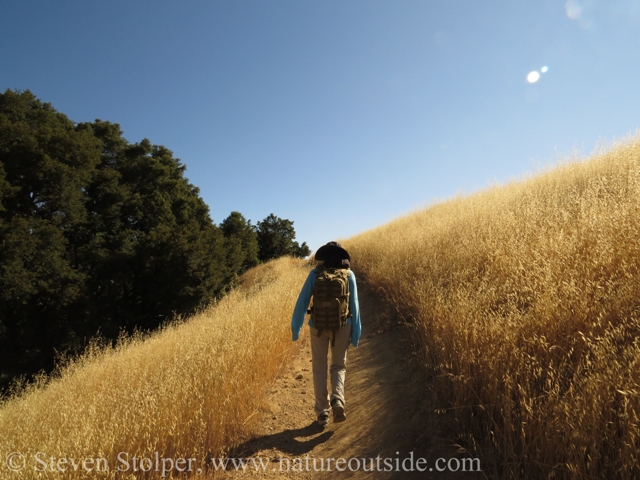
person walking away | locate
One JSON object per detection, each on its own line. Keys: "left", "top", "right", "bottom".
{"left": 291, "top": 242, "right": 361, "bottom": 427}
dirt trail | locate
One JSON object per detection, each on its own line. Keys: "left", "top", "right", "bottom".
{"left": 216, "top": 282, "right": 485, "bottom": 479}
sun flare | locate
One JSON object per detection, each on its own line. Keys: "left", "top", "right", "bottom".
{"left": 527, "top": 71, "right": 540, "bottom": 83}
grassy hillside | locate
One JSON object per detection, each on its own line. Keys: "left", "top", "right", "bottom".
{"left": 3, "top": 139, "right": 639, "bottom": 480}
{"left": 344, "top": 138, "right": 640, "bottom": 479}
{"left": 0, "top": 257, "right": 310, "bottom": 479}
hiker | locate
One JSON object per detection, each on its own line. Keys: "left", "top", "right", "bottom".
{"left": 291, "top": 241, "right": 361, "bottom": 427}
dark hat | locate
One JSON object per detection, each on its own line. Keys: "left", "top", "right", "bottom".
{"left": 315, "top": 241, "right": 350, "bottom": 261}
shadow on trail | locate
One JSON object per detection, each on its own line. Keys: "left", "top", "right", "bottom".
{"left": 230, "top": 422, "right": 334, "bottom": 457}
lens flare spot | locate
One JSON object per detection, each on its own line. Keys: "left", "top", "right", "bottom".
{"left": 566, "top": 0, "right": 582, "bottom": 19}
{"left": 527, "top": 71, "right": 540, "bottom": 83}
{"left": 541, "top": 66, "right": 549, "bottom": 73}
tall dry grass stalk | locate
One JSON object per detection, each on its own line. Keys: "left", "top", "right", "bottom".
{"left": 0, "top": 257, "right": 310, "bottom": 479}
{"left": 345, "top": 138, "right": 640, "bottom": 479}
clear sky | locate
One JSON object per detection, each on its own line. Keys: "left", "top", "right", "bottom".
{"left": 2, "top": 0, "right": 639, "bottom": 252}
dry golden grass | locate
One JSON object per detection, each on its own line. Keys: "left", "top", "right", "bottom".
{"left": 344, "top": 137, "right": 640, "bottom": 479}
{"left": 4, "top": 139, "right": 640, "bottom": 480}
{"left": 0, "top": 257, "right": 310, "bottom": 479}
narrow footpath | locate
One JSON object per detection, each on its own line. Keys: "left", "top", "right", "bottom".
{"left": 216, "top": 282, "right": 486, "bottom": 479}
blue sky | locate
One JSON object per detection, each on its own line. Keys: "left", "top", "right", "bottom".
{"left": 2, "top": 0, "right": 639, "bottom": 252}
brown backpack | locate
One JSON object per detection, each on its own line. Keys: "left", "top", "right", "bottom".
{"left": 309, "top": 266, "right": 351, "bottom": 346}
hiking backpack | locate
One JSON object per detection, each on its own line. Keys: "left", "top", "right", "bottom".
{"left": 309, "top": 267, "right": 351, "bottom": 346}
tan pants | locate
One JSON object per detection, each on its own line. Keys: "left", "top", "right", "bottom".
{"left": 310, "top": 325, "right": 351, "bottom": 416}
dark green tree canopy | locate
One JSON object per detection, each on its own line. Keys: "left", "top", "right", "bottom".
{"left": 1, "top": 90, "right": 102, "bottom": 379}
{"left": 0, "top": 91, "right": 101, "bottom": 225}
{"left": 220, "top": 211, "right": 259, "bottom": 275}
{"left": 0, "top": 90, "right": 228, "bottom": 384}
{"left": 0, "top": 89, "right": 311, "bottom": 389}
{"left": 256, "top": 213, "right": 310, "bottom": 262}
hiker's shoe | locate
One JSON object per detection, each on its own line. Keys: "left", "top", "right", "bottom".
{"left": 331, "top": 398, "right": 346, "bottom": 423}
{"left": 317, "top": 412, "right": 329, "bottom": 427}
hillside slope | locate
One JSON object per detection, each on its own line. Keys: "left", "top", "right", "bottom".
{"left": 3, "top": 138, "right": 639, "bottom": 479}
{"left": 0, "top": 258, "right": 310, "bottom": 479}
{"left": 344, "top": 138, "right": 640, "bottom": 478}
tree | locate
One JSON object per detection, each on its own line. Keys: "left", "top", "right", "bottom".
{"left": 256, "top": 213, "right": 310, "bottom": 262}
{"left": 0, "top": 89, "right": 102, "bottom": 377}
{"left": 0, "top": 90, "right": 230, "bottom": 385}
{"left": 78, "top": 121, "right": 229, "bottom": 333}
{"left": 0, "top": 90, "right": 311, "bottom": 388}
{"left": 220, "top": 211, "right": 259, "bottom": 277}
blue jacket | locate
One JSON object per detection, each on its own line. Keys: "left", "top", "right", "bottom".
{"left": 291, "top": 268, "right": 361, "bottom": 347}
